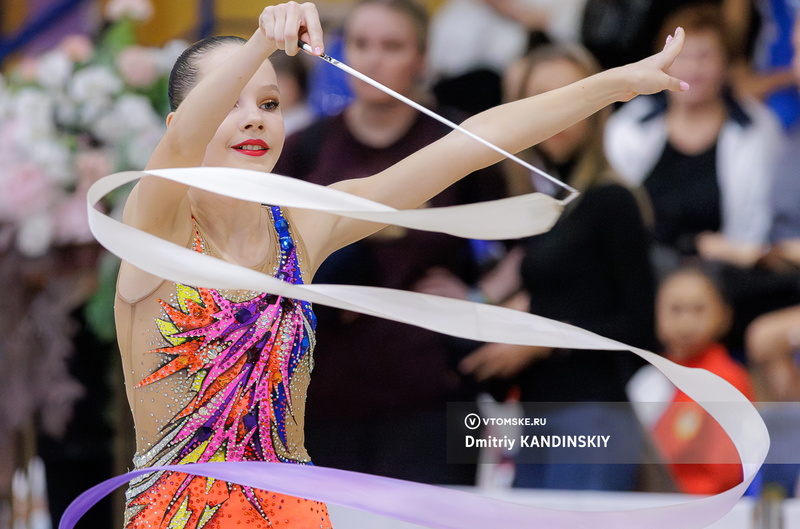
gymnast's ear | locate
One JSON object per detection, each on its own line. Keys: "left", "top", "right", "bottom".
{"left": 166, "top": 112, "right": 175, "bottom": 127}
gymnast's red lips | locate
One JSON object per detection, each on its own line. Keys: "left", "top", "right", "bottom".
{"left": 232, "top": 139, "right": 269, "bottom": 156}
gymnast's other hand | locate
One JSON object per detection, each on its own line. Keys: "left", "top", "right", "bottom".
{"left": 259, "top": 2, "right": 324, "bottom": 57}
{"left": 613, "top": 26, "right": 689, "bottom": 102}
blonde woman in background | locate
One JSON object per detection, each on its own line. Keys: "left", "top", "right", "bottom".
{"left": 417, "top": 43, "right": 657, "bottom": 491}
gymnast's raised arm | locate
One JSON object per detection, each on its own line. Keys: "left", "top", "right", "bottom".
{"left": 122, "top": 2, "right": 324, "bottom": 244}
{"left": 295, "top": 27, "right": 688, "bottom": 269}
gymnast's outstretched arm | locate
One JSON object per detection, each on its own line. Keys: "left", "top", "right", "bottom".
{"left": 296, "top": 28, "right": 688, "bottom": 268}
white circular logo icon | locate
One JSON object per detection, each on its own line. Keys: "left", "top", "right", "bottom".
{"left": 464, "top": 413, "right": 481, "bottom": 430}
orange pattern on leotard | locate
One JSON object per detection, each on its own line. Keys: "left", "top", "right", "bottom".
{"left": 123, "top": 207, "right": 331, "bottom": 528}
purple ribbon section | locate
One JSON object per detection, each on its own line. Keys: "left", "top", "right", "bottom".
{"left": 60, "top": 461, "right": 740, "bottom": 529}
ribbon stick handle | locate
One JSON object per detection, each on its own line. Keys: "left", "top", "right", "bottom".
{"left": 297, "top": 40, "right": 579, "bottom": 204}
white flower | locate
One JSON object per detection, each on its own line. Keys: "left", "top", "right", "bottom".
{"left": 125, "top": 127, "right": 163, "bottom": 168}
{"left": 0, "top": 74, "right": 10, "bottom": 119}
{"left": 26, "top": 140, "right": 73, "bottom": 186}
{"left": 116, "top": 94, "right": 161, "bottom": 133}
{"left": 0, "top": 119, "right": 21, "bottom": 165}
{"left": 91, "top": 94, "right": 161, "bottom": 144}
{"left": 16, "top": 211, "right": 54, "bottom": 258}
{"left": 90, "top": 110, "right": 124, "bottom": 144}
{"left": 36, "top": 50, "right": 74, "bottom": 91}
{"left": 54, "top": 94, "right": 81, "bottom": 127}
{"left": 4, "top": 92, "right": 72, "bottom": 184}
{"left": 157, "top": 39, "right": 190, "bottom": 75}
{"left": 79, "top": 98, "right": 113, "bottom": 127}
{"left": 13, "top": 88, "right": 56, "bottom": 140}
{"left": 116, "top": 46, "right": 160, "bottom": 87}
{"left": 105, "top": 0, "right": 154, "bottom": 21}
{"left": 69, "top": 65, "right": 123, "bottom": 104}
{"left": 0, "top": 7, "right": 177, "bottom": 256}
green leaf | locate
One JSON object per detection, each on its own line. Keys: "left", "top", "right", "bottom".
{"left": 100, "top": 19, "right": 138, "bottom": 59}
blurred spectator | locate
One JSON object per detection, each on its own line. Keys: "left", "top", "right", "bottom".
{"left": 630, "top": 266, "right": 754, "bottom": 495}
{"left": 728, "top": 0, "right": 800, "bottom": 129}
{"left": 760, "top": 14, "right": 800, "bottom": 261}
{"left": 580, "top": 0, "right": 660, "bottom": 69}
{"left": 305, "top": 28, "right": 355, "bottom": 117}
{"left": 747, "top": 304, "right": 800, "bottom": 401}
{"left": 580, "top": 0, "right": 758, "bottom": 71}
{"left": 274, "top": 0, "right": 505, "bottom": 486}
{"left": 428, "top": 0, "right": 586, "bottom": 80}
{"left": 604, "top": 4, "right": 795, "bottom": 356}
{"left": 604, "top": 4, "right": 783, "bottom": 274}
{"left": 579, "top": 0, "right": 711, "bottom": 70}
{"left": 418, "top": 42, "right": 656, "bottom": 491}
{"left": 427, "top": 0, "right": 586, "bottom": 114}
{"left": 743, "top": 15, "right": 800, "bottom": 403}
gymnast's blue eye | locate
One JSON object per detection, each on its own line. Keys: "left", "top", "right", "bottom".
{"left": 260, "top": 99, "right": 279, "bottom": 111}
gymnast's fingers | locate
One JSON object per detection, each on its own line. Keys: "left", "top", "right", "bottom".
{"left": 282, "top": 1, "right": 301, "bottom": 56}
{"left": 660, "top": 27, "right": 689, "bottom": 92}
{"left": 259, "top": 6, "right": 280, "bottom": 49}
{"left": 299, "top": 2, "right": 324, "bottom": 55}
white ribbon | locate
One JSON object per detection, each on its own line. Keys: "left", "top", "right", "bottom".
{"left": 95, "top": 168, "right": 566, "bottom": 240}
{"left": 87, "top": 167, "right": 769, "bottom": 529}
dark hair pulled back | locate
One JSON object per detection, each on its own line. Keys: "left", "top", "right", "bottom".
{"left": 168, "top": 35, "right": 247, "bottom": 111}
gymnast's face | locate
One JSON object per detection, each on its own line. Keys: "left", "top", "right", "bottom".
{"left": 524, "top": 58, "right": 591, "bottom": 164}
{"left": 194, "top": 43, "right": 285, "bottom": 171}
{"left": 344, "top": 3, "right": 425, "bottom": 102}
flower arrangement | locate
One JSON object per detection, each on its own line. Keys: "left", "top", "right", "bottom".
{"left": 0, "top": 0, "right": 186, "bottom": 257}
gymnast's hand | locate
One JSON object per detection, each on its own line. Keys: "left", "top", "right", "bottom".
{"left": 613, "top": 26, "right": 689, "bottom": 102}
{"left": 258, "top": 2, "right": 324, "bottom": 57}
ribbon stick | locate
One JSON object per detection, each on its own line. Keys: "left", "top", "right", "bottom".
{"left": 68, "top": 167, "right": 771, "bottom": 529}
{"left": 299, "top": 40, "right": 579, "bottom": 202}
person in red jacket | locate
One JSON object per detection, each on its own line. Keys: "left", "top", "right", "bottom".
{"left": 651, "top": 266, "right": 755, "bottom": 495}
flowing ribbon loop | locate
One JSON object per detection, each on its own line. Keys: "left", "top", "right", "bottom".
{"left": 74, "top": 167, "right": 770, "bottom": 529}
{"left": 102, "top": 168, "right": 565, "bottom": 240}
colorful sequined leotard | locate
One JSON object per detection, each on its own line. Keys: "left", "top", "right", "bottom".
{"left": 120, "top": 206, "right": 331, "bottom": 528}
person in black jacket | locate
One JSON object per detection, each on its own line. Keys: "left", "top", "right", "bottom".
{"left": 417, "top": 42, "right": 657, "bottom": 491}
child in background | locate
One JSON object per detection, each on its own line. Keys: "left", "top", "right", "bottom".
{"left": 650, "top": 266, "right": 755, "bottom": 494}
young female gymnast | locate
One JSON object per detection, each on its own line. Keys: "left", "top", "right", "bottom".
{"left": 113, "top": 2, "right": 687, "bottom": 526}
